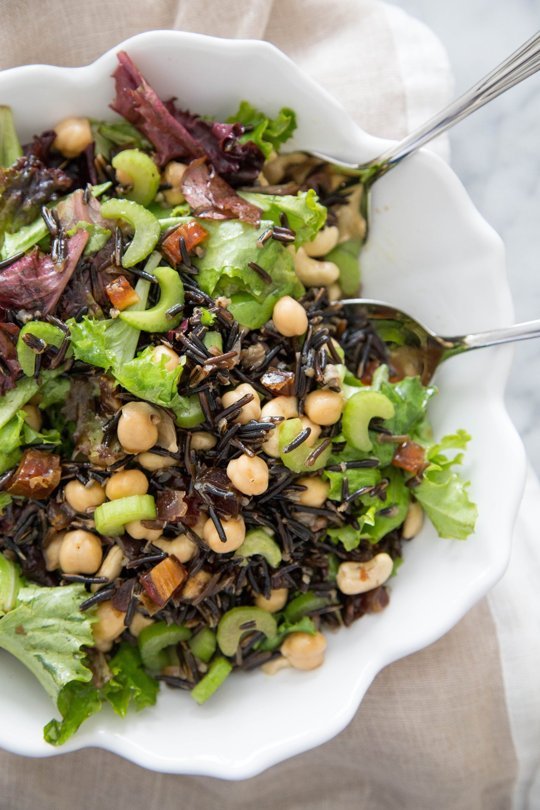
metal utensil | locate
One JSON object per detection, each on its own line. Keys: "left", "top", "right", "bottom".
{"left": 314, "top": 31, "right": 540, "bottom": 183}
{"left": 341, "top": 298, "right": 540, "bottom": 382}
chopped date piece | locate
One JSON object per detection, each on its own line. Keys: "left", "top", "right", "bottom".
{"left": 7, "top": 449, "right": 62, "bottom": 500}
{"left": 391, "top": 441, "right": 427, "bottom": 475}
{"left": 260, "top": 368, "right": 295, "bottom": 396}
{"left": 156, "top": 489, "right": 188, "bottom": 522}
{"left": 139, "top": 556, "right": 187, "bottom": 608}
{"left": 161, "top": 221, "right": 208, "bottom": 266}
{"left": 105, "top": 275, "right": 140, "bottom": 310}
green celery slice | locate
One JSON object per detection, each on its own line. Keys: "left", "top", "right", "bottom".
{"left": 94, "top": 495, "right": 156, "bottom": 536}
{"left": 190, "top": 657, "right": 232, "bottom": 705}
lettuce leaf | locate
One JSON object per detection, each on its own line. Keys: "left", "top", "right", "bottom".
{"left": 0, "top": 492, "right": 12, "bottom": 514}
{"left": 238, "top": 190, "right": 327, "bottom": 246}
{"left": 414, "top": 468, "right": 477, "bottom": 539}
{"left": 44, "top": 644, "right": 159, "bottom": 746}
{"left": 414, "top": 430, "right": 477, "bottom": 539}
{"left": 325, "top": 467, "right": 381, "bottom": 501}
{"left": 114, "top": 346, "right": 184, "bottom": 409}
{"left": 68, "top": 277, "right": 151, "bottom": 370}
{"left": 43, "top": 681, "right": 103, "bottom": 746}
{"left": 103, "top": 643, "right": 159, "bottom": 716}
{"left": 0, "top": 582, "right": 95, "bottom": 700}
{"left": 228, "top": 101, "right": 297, "bottom": 157}
{"left": 194, "top": 219, "right": 303, "bottom": 328}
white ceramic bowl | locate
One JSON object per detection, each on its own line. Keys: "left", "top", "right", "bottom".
{"left": 0, "top": 30, "right": 526, "bottom": 778}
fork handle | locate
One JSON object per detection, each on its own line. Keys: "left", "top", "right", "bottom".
{"left": 450, "top": 318, "right": 540, "bottom": 354}
{"left": 369, "top": 31, "right": 540, "bottom": 172}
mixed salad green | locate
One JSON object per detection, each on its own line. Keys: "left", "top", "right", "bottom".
{"left": 0, "top": 51, "right": 476, "bottom": 745}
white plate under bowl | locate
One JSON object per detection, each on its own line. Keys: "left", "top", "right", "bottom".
{"left": 0, "top": 30, "right": 526, "bottom": 777}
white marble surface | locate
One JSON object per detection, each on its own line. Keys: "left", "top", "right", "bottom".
{"left": 389, "top": 0, "right": 540, "bottom": 475}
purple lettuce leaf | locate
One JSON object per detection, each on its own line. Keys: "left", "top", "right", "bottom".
{"left": 181, "top": 158, "right": 261, "bottom": 225}
{"left": 0, "top": 230, "right": 89, "bottom": 314}
{"left": 0, "top": 321, "right": 21, "bottom": 395}
{"left": 0, "top": 155, "right": 72, "bottom": 234}
{"left": 111, "top": 51, "right": 264, "bottom": 186}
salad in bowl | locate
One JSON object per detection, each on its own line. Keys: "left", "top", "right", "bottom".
{"left": 0, "top": 49, "right": 478, "bottom": 746}
{"left": 0, "top": 31, "right": 523, "bottom": 777}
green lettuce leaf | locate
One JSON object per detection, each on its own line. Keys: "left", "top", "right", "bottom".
{"left": 193, "top": 219, "right": 303, "bottom": 328}
{"left": 68, "top": 274, "right": 152, "bottom": 370}
{"left": 426, "top": 429, "right": 471, "bottom": 470}
{"left": 325, "top": 467, "right": 381, "bottom": 501}
{"left": 227, "top": 101, "right": 297, "bottom": 157}
{"left": 114, "top": 346, "right": 184, "bottom": 409}
{"left": 414, "top": 467, "right": 477, "bottom": 539}
{"left": 103, "top": 643, "right": 159, "bottom": 717}
{"left": 44, "top": 644, "right": 159, "bottom": 746}
{"left": 69, "top": 315, "right": 141, "bottom": 371}
{"left": 379, "top": 375, "right": 436, "bottom": 437}
{"left": 43, "top": 681, "right": 103, "bottom": 746}
{"left": 0, "top": 583, "right": 95, "bottom": 700}
{"left": 238, "top": 190, "right": 327, "bottom": 246}
{"left": 38, "top": 376, "right": 71, "bottom": 409}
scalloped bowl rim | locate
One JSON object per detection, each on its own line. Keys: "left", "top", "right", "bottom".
{"left": 0, "top": 30, "right": 526, "bottom": 778}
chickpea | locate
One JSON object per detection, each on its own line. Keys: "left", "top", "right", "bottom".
{"left": 303, "top": 225, "right": 339, "bottom": 258}
{"left": 192, "top": 512, "right": 208, "bottom": 538}
{"left": 115, "top": 166, "right": 133, "bottom": 187}
{"left": 21, "top": 403, "right": 42, "bottom": 432}
{"left": 53, "top": 116, "right": 93, "bottom": 159}
{"left": 191, "top": 431, "right": 217, "bottom": 451}
{"left": 129, "top": 612, "right": 154, "bottom": 637}
{"left": 255, "top": 588, "right": 288, "bottom": 613}
{"left": 156, "top": 410, "right": 178, "bottom": 453}
{"left": 43, "top": 532, "right": 65, "bottom": 572}
{"left": 262, "top": 656, "right": 291, "bottom": 675}
{"left": 221, "top": 383, "right": 261, "bottom": 425}
{"left": 152, "top": 534, "right": 197, "bottom": 563}
{"left": 117, "top": 401, "right": 160, "bottom": 453}
{"left": 294, "top": 247, "right": 340, "bottom": 287}
{"left": 272, "top": 296, "right": 308, "bottom": 337}
{"left": 299, "top": 416, "right": 322, "bottom": 447}
{"left": 137, "top": 452, "right": 176, "bottom": 471}
{"left": 304, "top": 389, "right": 344, "bottom": 426}
{"left": 295, "top": 476, "right": 329, "bottom": 507}
{"left": 281, "top": 631, "right": 327, "bottom": 671}
{"left": 64, "top": 479, "right": 106, "bottom": 513}
{"left": 105, "top": 469, "right": 149, "bottom": 501}
{"left": 226, "top": 454, "right": 269, "bottom": 496}
{"left": 92, "top": 600, "right": 126, "bottom": 652}
{"left": 203, "top": 515, "right": 246, "bottom": 554}
{"left": 95, "top": 545, "right": 125, "bottom": 583}
{"left": 261, "top": 396, "right": 299, "bottom": 457}
{"left": 151, "top": 344, "right": 181, "bottom": 373}
{"left": 125, "top": 521, "right": 163, "bottom": 542}
{"left": 261, "top": 396, "right": 299, "bottom": 421}
{"left": 59, "top": 530, "right": 103, "bottom": 574}
{"left": 162, "top": 161, "right": 187, "bottom": 206}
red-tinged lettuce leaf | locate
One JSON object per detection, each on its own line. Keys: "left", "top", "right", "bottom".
{"left": 111, "top": 51, "right": 264, "bottom": 186}
{"left": 0, "top": 155, "right": 72, "bottom": 234}
{"left": 181, "top": 158, "right": 261, "bottom": 225}
{"left": 0, "top": 229, "right": 89, "bottom": 314}
{"left": 111, "top": 51, "right": 204, "bottom": 165}
{"left": 24, "top": 132, "right": 97, "bottom": 188}
{"left": 0, "top": 322, "right": 21, "bottom": 395}
{"left": 168, "top": 106, "right": 264, "bottom": 186}
{"left": 56, "top": 188, "right": 110, "bottom": 231}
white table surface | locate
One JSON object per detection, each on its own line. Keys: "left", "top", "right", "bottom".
{"left": 390, "top": 0, "right": 540, "bottom": 476}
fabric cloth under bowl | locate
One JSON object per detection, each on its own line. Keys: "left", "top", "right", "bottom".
{"left": 1, "top": 1, "right": 538, "bottom": 809}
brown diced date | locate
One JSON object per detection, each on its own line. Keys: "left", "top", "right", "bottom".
{"left": 105, "top": 275, "right": 140, "bottom": 310}
{"left": 139, "top": 555, "right": 187, "bottom": 608}
{"left": 7, "top": 449, "right": 62, "bottom": 500}
{"left": 391, "top": 441, "right": 427, "bottom": 475}
{"left": 260, "top": 368, "right": 295, "bottom": 396}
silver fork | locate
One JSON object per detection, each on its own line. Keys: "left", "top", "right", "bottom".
{"left": 313, "top": 31, "right": 540, "bottom": 183}
{"left": 342, "top": 299, "right": 540, "bottom": 382}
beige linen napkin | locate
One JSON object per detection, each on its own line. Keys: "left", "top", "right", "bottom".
{"left": 0, "top": 2, "right": 518, "bottom": 808}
